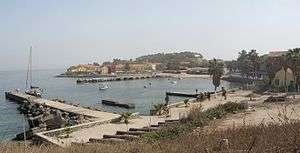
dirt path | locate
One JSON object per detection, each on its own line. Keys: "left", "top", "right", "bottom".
{"left": 214, "top": 97, "right": 300, "bottom": 130}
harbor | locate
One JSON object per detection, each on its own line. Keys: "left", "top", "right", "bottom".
{"left": 0, "top": 69, "right": 231, "bottom": 141}
{"left": 25, "top": 90, "right": 254, "bottom": 147}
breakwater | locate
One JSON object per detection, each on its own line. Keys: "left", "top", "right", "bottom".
{"left": 56, "top": 73, "right": 117, "bottom": 78}
{"left": 76, "top": 75, "right": 167, "bottom": 84}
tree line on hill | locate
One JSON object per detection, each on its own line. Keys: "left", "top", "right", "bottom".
{"left": 136, "top": 51, "right": 208, "bottom": 70}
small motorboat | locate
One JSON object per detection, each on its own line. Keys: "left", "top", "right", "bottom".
{"left": 99, "top": 84, "right": 109, "bottom": 90}
{"left": 170, "top": 81, "right": 177, "bottom": 84}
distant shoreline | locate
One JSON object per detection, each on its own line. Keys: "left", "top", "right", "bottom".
{"left": 157, "top": 73, "right": 211, "bottom": 79}
{"left": 55, "top": 73, "right": 117, "bottom": 78}
{"left": 55, "top": 72, "right": 212, "bottom": 79}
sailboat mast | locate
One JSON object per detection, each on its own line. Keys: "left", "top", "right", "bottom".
{"left": 25, "top": 46, "right": 32, "bottom": 90}
{"left": 30, "top": 46, "right": 32, "bottom": 88}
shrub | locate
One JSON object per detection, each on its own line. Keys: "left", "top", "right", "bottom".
{"left": 221, "top": 101, "right": 246, "bottom": 113}
{"left": 143, "top": 102, "right": 246, "bottom": 142}
{"left": 205, "top": 106, "right": 227, "bottom": 120}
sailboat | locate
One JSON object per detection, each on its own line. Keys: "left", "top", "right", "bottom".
{"left": 25, "top": 46, "right": 42, "bottom": 97}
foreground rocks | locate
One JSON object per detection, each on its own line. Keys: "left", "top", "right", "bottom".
{"left": 14, "top": 100, "right": 92, "bottom": 141}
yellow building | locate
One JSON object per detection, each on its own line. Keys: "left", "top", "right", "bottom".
{"left": 272, "top": 67, "right": 295, "bottom": 87}
{"left": 129, "top": 63, "right": 153, "bottom": 73}
{"left": 100, "top": 66, "right": 109, "bottom": 74}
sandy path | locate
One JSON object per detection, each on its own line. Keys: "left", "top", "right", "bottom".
{"left": 216, "top": 100, "right": 300, "bottom": 130}
{"left": 60, "top": 116, "right": 166, "bottom": 144}
{"left": 168, "top": 90, "right": 255, "bottom": 119}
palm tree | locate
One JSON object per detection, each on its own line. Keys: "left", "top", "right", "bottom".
{"left": 237, "top": 50, "right": 254, "bottom": 87}
{"left": 248, "top": 50, "right": 260, "bottom": 80}
{"left": 208, "top": 59, "right": 224, "bottom": 92}
{"left": 151, "top": 103, "right": 167, "bottom": 115}
{"left": 121, "top": 112, "right": 132, "bottom": 131}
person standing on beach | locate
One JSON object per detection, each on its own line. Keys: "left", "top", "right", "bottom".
{"left": 207, "top": 92, "right": 211, "bottom": 101}
{"left": 196, "top": 89, "right": 198, "bottom": 93}
{"left": 165, "top": 95, "right": 170, "bottom": 106}
{"left": 221, "top": 87, "right": 227, "bottom": 100}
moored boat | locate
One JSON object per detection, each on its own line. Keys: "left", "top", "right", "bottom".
{"left": 99, "top": 84, "right": 109, "bottom": 90}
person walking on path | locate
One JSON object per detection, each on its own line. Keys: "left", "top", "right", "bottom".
{"left": 221, "top": 87, "right": 227, "bottom": 100}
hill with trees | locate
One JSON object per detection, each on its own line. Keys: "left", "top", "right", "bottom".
{"left": 136, "top": 51, "right": 208, "bottom": 70}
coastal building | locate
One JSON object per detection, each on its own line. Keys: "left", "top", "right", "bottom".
{"left": 268, "top": 51, "right": 289, "bottom": 58}
{"left": 100, "top": 66, "right": 109, "bottom": 74}
{"left": 115, "top": 64, "right": 125, "bottom": 73}
{"left": 272, "top": 67, "right": 295, "bottom": 88}
{"left": 129, "top": 63, "right": 153, "bottom": 73}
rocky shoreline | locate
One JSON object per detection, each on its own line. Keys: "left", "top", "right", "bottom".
{"left": 13, "top": 99, "right": 94, "bottom": 141}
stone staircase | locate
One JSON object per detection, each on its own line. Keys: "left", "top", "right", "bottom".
{"left": 87, "top": 119, "right": 180, "bottom": 144}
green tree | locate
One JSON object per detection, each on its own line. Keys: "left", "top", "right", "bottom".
{"left": 151, "top": 103, "right": 167, "bottom": 115}
{"left": 225, "top": 60, "right": 238, "bottom": 73}
{"left": 266, "top": 57, "right": 280, "bottom": 85}
{"left": 237, "top": 50, "right": 251, "bottom": 79}
{"left": 208, "top": 59, "right": 224, "bottom": 92}
{"left": 121, "top": 112, "right": 132, "bottom": 132}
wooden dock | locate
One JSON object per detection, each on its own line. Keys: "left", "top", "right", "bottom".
{"left": 166, "top": 90, "right": 222, "bottom": 98}
{"left": 102, "top": 100, "right": 135, "bottom": 109}
{"left": 5, "top": 91, "right": 120, "bottom": 120}
{"left": 166, "top": 92, "right": 200, "bottom": 98}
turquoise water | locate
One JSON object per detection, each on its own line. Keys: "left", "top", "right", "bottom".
{"left": 0, "top": 69, "right": 232, "bottom": 141}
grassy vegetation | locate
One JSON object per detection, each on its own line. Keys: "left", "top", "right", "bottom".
{"left": 1, "top": 102, "right": 299, "bottom": 153}
{"left": 2, "top": 122, "right": 299, "bottom": 153}
{"left": 143, "top": 102, "right": 246, "bottom": 142}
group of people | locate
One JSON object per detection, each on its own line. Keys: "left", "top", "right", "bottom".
{"left": 195, "top": 87, "right": 227, "bottom": 101}
{"left": 164, "top": 87, "right": 227, "bottom": 106}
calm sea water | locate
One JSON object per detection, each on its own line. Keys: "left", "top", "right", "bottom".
{"left": 0, "top": 69, "right": 233, "bottom": 141}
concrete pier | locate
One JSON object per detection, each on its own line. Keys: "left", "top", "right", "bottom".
{"left": 5, "top": 91, "right": 120, "bottom": 120}
{"left": 76, "top": 75, "right": 166, "bottom": 84}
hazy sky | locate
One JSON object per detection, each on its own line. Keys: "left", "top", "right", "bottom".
{"left": 1, "top": 0, "right": 300, "bottom": 71}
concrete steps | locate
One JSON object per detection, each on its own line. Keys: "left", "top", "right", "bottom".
{"left": 88, "top": 118, "right": 181, "bottom": 143}
{"left": 103, "top": 134, "right": 139, "bottom": 141}
{"left": 116, "top": 130, "right": 147, "bottom": 136}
